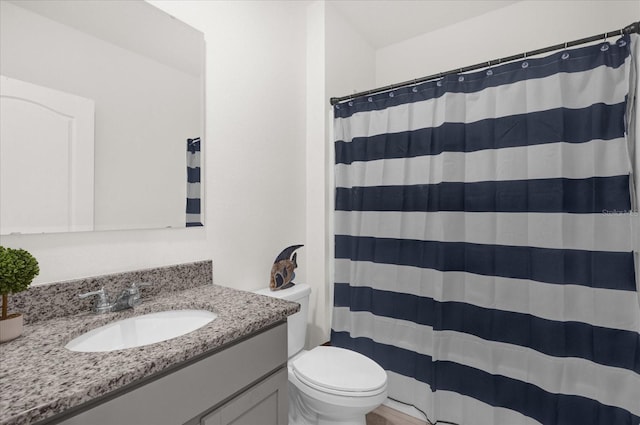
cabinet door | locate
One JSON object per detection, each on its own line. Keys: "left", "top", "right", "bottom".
{"left": 201, "top": 367, "right": 287, "bottom": 425}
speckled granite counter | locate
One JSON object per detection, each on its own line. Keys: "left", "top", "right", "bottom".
{"left": 0, "top": 283, "right": 299, "bottom": 425}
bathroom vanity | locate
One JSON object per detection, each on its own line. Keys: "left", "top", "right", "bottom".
{"left": 0, "top": 262, "right": 298, "bottom": 425}
{"left": 56, "top": 323, "right": 288, "bottom": 425}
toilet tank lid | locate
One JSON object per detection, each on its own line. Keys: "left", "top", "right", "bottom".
{"left": 253, "top": 283, "right": 311, "bottom": 301}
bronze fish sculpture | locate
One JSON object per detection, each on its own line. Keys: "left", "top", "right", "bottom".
{"left": 270, "top": 244, "right": 303, "bottom": 291}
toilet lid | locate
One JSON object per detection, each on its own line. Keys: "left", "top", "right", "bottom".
{"left": 292, "top": 346, "right": 387, "bottom": 394}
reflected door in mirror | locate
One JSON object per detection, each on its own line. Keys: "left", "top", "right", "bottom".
{"left": 0, "top": 75, "right": 94, "bottom": 234}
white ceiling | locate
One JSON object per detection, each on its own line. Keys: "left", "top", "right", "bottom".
{"left": 329, "top": 0, "right": 521, "bottom": 49}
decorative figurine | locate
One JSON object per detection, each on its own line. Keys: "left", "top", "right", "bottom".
{"left": 270, "top": 244, "right": 303, "bottom": 291}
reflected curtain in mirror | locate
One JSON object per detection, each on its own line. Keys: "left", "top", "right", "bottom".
{"left": 186, "top": 137, "right": 202, "bottom": 227}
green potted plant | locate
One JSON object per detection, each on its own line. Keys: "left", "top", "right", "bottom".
{"left": 0, "top": 246, "right": 39, "bottom": 342}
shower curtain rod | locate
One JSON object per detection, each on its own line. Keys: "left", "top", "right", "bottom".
{"left": 329, "top": 21, "right": 640, "bottom": 106}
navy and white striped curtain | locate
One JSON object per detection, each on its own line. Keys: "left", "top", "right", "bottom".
{"left": 186, "top": 137, "right": 202, "bottom": 227}
{"left": 331, "top": 34, "right": 639, "bottom": 425}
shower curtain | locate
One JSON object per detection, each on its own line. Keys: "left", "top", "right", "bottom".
{"left": 331, "top": 34, "right": 639, "bottom": 425}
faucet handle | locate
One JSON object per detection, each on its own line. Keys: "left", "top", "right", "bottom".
{"left": 79, "top": 287, "right": 111, "bottom": 313}
{"left": 128, "top": 282, "right": 151, "bottom": 293}
{"left": 126, "top": 282, "right": 151, "bottom": 307}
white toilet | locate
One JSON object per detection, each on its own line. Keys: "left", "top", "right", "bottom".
{"left": 254, "top": 283, "right": 388, "bottom": 425}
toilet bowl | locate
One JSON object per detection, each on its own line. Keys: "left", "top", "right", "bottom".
{"left": 254, "top": 284, "right": 388, "bottom": 425}
{"left": 289, "top": 346, "right": 387, "bottom": 425}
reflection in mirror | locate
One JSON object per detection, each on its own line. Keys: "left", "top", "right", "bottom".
{"left": 0, "top": 0, "right": 204, "bottom": 235}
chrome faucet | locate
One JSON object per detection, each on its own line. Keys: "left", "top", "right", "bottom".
{"left": 79, "top": 283, "right": 151, "bottom": 314}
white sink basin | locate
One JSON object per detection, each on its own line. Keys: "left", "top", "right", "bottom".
{"left": 65, "top": 309, "right": 217, "bottom": 352}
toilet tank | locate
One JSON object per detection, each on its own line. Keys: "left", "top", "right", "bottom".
{"left": 253, "top": 283, "right": 310, "bottom": 359}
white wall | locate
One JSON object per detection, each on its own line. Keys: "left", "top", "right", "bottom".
{"left": 325, "top": 2, "right": 377, "bottom": 101}
{"left": 146, "top": 0, "right": 374, "bottom": 349}
{"left": 376, "top": 0, "right": 640, "bottom": 86}
{"left": 0, "top": 0, "right": 308, "bottom": 312}
{"left": 305, "top": 0, "right": 327, "bottom": 347}
{"left": 157, "top": 0, "right": 308, "bottom": 286}
{"left": 303, "top": 1, "right": 376, "bottom": 346}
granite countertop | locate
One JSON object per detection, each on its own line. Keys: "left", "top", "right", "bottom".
{"left": 0, "top": 284, "right": 299, "bottom": 425}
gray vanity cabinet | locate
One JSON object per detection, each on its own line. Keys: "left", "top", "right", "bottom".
{"left": 51, "top": 323, "right": 288, "bottom": 425}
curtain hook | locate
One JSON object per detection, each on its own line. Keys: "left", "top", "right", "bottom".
{"left": 601, "top": 32, "right": 611, "bottom": 51}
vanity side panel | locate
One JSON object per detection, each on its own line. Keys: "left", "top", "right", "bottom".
{"left": 54, "top": 323, "right": 287, "bottom": 425}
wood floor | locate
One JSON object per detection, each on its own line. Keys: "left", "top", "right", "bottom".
{"left": 366, "top": 404, "right": 431, "bottom": 425}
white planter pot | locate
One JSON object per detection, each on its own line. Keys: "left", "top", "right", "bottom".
{"left": 0, "top": 313, "right": 23, "bottom": 343}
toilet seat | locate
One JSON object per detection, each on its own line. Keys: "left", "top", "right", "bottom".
{"left": 292, "top": 346, "right": 387, "bottom": 397}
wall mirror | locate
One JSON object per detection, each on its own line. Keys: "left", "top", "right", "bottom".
{"left": 0, "top": 0, "right": 204, "bottom": 235}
